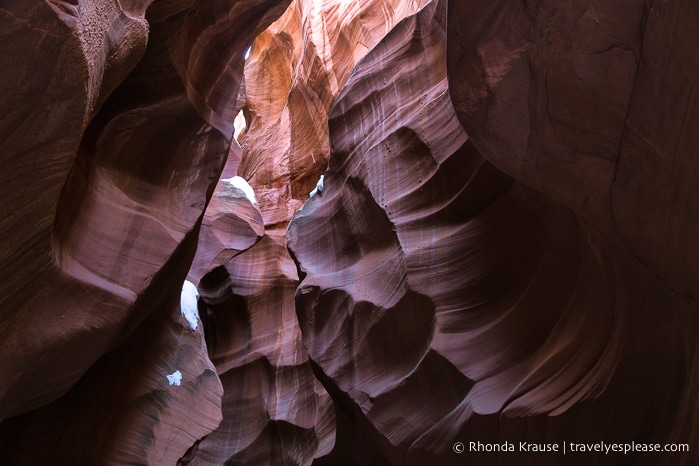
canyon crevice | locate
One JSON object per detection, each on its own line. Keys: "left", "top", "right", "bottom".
{"left": 0, "top": 0, "right": 696, "bottom": 465}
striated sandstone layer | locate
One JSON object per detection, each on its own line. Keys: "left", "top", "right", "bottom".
{"left": 0, "top": 0, "right": 695, "bottom": 464}
{"left": 185, "top": 121, "right": 334, "bottom": 465}
{"left": 192, "top": 231, "right": 335, "bottom": 465}
{"left": 187, "top": 173, "right": 265, "bottom": 284}
{"left": 289, "top": 0, "right": 697, "bottom": 464}
{"left": 0, "top": 0, "right": 290, "bottom": 463}
{"left": 239, "top": 0, "right": 432, "bottom": 220}
{"left": 446, "top": 0, "right": 697, "bottom": 462}
{"left": 182, "top": 1, "right": 440, "bottom": 463}
{"left": 288, "top": 2, "right": 476, "bottom": 462}
{"left": 0, "top": 0, "right": 153, "bottom": 420}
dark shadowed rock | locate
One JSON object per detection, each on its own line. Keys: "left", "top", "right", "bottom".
{"left": 0, "top": 0, "right": 291, "bottom": 462}
{"left": 288, "top": 0, "right": 697, "bottom": 464}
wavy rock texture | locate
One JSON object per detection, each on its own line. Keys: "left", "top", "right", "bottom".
{"left": 182, "top": 1, "right": 441, "bottom": 463}
{"left": 1, "top": 0, "right": 696, "bottom": 464}
{"left": 192, "top": 231, "right": 335, "bottom": 464}
{"left": 239, "top": 0, "right": 431, "bottom": 213}
{"left": 186, "top": 119, "right": 334, "bottom": 465}
{"left": 289, "top": 0, "right": 697, "bottom": 464}
{"left": 0, "top": 0, "right": 152, "bottom": 421}
{"left": 446, "top": 0, "right": 698, "bottom": 462}
{"left": 0, "top": 0, "right": 289, "bottom": 463}
{"left": 187, "top": 174, "right": 265, "bottom": 284}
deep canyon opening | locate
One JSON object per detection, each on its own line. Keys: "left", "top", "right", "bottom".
{"left": 0, "top": 0, "right": 696, "bottom": 465}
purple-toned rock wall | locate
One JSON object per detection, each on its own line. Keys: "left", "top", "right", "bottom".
{"left": 0, "top": 0, "right": 695, "bottom": 464}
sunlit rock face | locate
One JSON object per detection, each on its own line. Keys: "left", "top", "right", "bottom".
{"left": 239, "top": 0, "right": 432, "bottom": 223}
{"left": 183, "top": 1, "right": 440, "bottom": 463}
{"left": 190, "top": 120, "right": 333, "bottom": 465}
{"left": 289, "top": 0, "right": 697, "bottom": 464}
{"left": 0, "top": 0, "right": 288, "bottom": 463}
{"left": 187, "top": 175, "right": 265, "bottom": 284}
{"left": 288, "top": 2, "right": 476, "bottom": 462}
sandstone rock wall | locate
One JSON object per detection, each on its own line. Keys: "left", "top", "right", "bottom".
{"left": 288, "top": 0, "right": 697, "bottom": 464}
{"left": 447, "top": 1, "right": 698, "bottom": 460}
{"left": 0, "top": 0, "right": 289, "bottom": 463}
{"left": 0, "top": 0, "right": 695, "bottom": 464}
{"left": 185, "top": 1, "right": 434, "bottom": 463}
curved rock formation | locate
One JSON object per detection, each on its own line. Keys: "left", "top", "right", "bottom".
{"left": 192, "top": 231, "right": 335, "bottom": 464}
{"left": 0, "top": 285, "right": 222, "bottom": 465}
{"left": 288, "top": 2, "right": 476, "bottom": 462}
{"left": 0, "top": 0, "right": 289, "bottom": 463}
{"left": 0, "top": 0, "right": 696, "bottom": 464}
{"left": 446, "top": 0, "right": 698, "bottom": 461}
{"left": 289, "top": 0, "right": 697, "bottom": 464}
{"left": 188, "top": 105, "right": 333, "bottom": 465}
{"left": 239, "top": 0, "right": 432, "bottom": 209}
{"left": 181, "top": 1, "right": 444, "bottom": 463}
{"left": 446, "top": 0, "right": 699, "bottom": 302}
{"left": 0, "top": 0, "right": 152, "bottom": 421}
{"left": 187, "top": 175, "right": 265, "bottom": 284}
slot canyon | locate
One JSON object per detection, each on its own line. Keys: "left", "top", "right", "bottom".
{"left": 0, "top": 0, "right": 696, "bottom": 464}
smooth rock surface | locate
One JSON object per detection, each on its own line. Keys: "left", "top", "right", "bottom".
{"left": 447, "top": 1, "right": 697, "bottom": 461}
{"left": 193, "top": 231, "right": 335, "bottom": 465}
{"left": 0, "top": 0, "right": 152, "bottom": 420}
{"left": 0, "top": 285, "right": 223, "bottom": 465}
{"left": 187, "top": 175, "right": 265, "bottom": 284}
{"left": 183, "top": 2, "right": 439, "bottom": 463}
{"left": 289, "top": 0, "right": 697, "bottom": 464}
{"left": 0, "top": 0, "right": 695, "bottom": 464}
{"left": 0, "top": 0, "right": 290, "bottom": 463}
{"left": 446, "top": 0, "right": 699, "bottom": 301}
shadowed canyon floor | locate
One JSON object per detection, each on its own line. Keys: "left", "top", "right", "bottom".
{"left": 0, "top": 0, "right": 696, "bottom": 465}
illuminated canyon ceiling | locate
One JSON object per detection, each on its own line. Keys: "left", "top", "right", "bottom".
{"left": 0, "top": 0, "right": 696, "bottom": 465}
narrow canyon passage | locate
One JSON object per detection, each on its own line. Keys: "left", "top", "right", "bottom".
{"left": 0, "top": 1, "right": 696, "bottom": 465}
